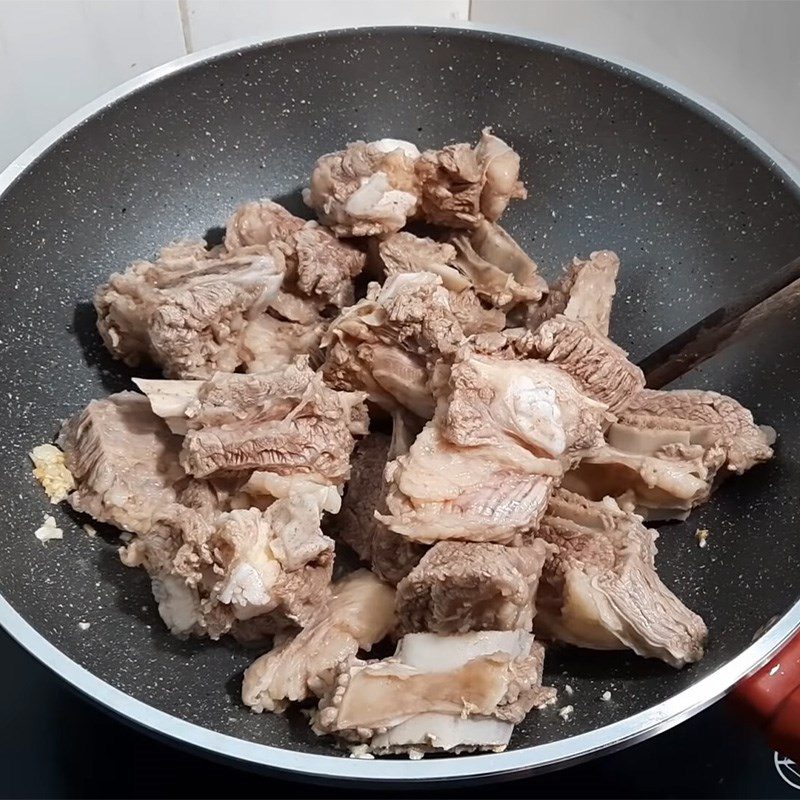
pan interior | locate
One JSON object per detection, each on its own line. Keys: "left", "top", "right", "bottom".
{"left": 0, "top": 27, "right": 799, "bottom": 762}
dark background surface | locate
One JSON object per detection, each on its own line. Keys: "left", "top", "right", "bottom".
{"left": 1, "top": 629, "right": 797, "bottom": 799}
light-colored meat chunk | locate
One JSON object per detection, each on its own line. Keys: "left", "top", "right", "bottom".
{"left": 58, "top": 392, "right": 185, "bottom": 535}
{"left": 138, "top": 359, "right": 367, "bottom": 482}
{"left": 305, "top": 131, "right": 525, "bottom": 237}
{"left": 415, "top": 130, "right": 527, "bottom": 229}
{"left": 225, "top": 201, "right": 366, "bottom": 310}
{"left": 314, "top": 630, "right": 555, "bottom": 754}
{"left": 527, "top": 315, "right": 645, "bottom": 415}
{"left": 449, "top": 221, "right": 547, "bottom": 310}
{"left": 304, "top": 139, "right": 421, "bottom": 237}
{"left": 375, "top": 232, "right": 505, "bottom": 336}
{"left": 377, "top": 232, "right": 468, "bottom": 291}
{"left": 242, "top": 570, "right": 396, "bottom": 712}
{"left": 95, "top": 241, "right": 286, "bottom": 378}
{"left": 621, "top": 389, "right": 775, "bottom": 475}
{"left": 379, "top": 353, "right": 607, "bottom": 545}
{"left": 565, "top": 389, "right": 774, "bottom": 520}
{"left": 396, "top": 540, "right": 553, "bottom": 634}
{"left": 224, "top": 200, "right": 306, "bottom": 250}
{"left": 121, "top": 483, "right": 337, "bottom": 639}
{"left": 535, "top": 489, "right": 707, "bottom": 667}
{"left": 527, "top": 250, "right": 619, "bottom": 335}
{"left": 240, "top": 313, "right": 327, "bottom": 372}
{"left": 322, "top": 273, "right": 466, "bottom": 418}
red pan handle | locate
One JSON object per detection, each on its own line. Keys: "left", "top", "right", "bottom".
{"left": 730, "top": 633, "right": 800, "bottom": 761}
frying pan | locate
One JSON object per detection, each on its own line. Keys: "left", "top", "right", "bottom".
{"left": 1, "top": 24, "right": 799, "bottom": 784}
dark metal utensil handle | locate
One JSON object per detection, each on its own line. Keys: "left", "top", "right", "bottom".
{"left": 639, "top": 255, "right": 800, "bottom": 389}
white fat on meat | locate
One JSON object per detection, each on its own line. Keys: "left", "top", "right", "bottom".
{"left": 379, "top": 353, "right": 607, "bottom": 545}
{"left": 133, "top": 379, "right": 202, "bottom": 434}
{"left": 242, "top": 570, "right": 396, "bottom": 713}
{"left": 314, "top": 630, "right": 555, "bottom": 755}
{"left": 565, "top": 389, "right": 774, "bottom": 520}
{"left": 535, "top": 489, "right": 708, "bottom": 667}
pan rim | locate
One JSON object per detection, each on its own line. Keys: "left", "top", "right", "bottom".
{"left": 1, "top": 22, "right": 798, "bottom": 783}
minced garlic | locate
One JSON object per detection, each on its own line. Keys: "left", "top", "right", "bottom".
{"left": 29, "top": 444, "right": 75, "bottom": 503}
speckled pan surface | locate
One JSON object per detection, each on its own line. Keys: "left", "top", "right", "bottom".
{"left": 0, "top": 26, "right": 799, "bottom": 782}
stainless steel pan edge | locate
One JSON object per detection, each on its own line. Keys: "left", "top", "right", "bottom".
{"left": 1, "top": 22, "right": 798, "bottom": 784}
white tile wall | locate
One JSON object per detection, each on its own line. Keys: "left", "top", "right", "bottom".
{"left": 0, "top": 0, "right": 185, "bottom": 170}
{"left": 181, "top": 0, "right": 469, "bottom": 52}
{"left": 471, "top": 0, "right": 800, "bottom": 168}
{"left": 0, "top": 0, "right": 797, "bottom": 172}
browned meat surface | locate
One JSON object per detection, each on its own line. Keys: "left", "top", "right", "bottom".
{"left": 314, "top": 630, "right": 555, "bottom": 753}
{"left": 565, "top": 389, "right": 774, "bottom": 520}
{"left": 95, "top": 241, "right": 286, "bottom": 378}
{"left": 242, "top": 570, "right": 396, "bottom": 712}
{"left": 322, "top": 273, "right": 466, "bottom": 418}
{"left": 59, "top": 392, "right": 185, "bottom": 534}
{"left": 304, "top": 139, "right": 421, "bottom": 237}
{"left": 416, "top": 130, "right": 527, "bottom": 228}
{"left": 450, "top": 221, "right": 547, "bottom": 310}
{"left": 535, "top": 489, "right": 707, "bottom": 667}
{"left": 527, "top": 250, "right": 619, "bottom": 335}
{"left": 527, "top": 315, "right": 645, "bottom": 415}
{"left": 379, "top": 352, "right": 607, "bottom": 545}
{"left": 396, "top": 539, "right": 553, "bottom": 634}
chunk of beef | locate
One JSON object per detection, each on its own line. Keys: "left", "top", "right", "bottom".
{"left": 527, "top": 250, "right": 619, "bottom": 335}
{"left": 377, "top": 232, "right": 469, "bottom": 291}
{"left": 224, "top": 200, "right": 306, "bottom": 250}
{"left": 121, "top": 485, "right": 335, "bottom": 639}
{"left": 58, "top": 392, "right": 185, "bottom": 534}
{"left": 95, "top": 241, "right": 286, "bottom": 378}
{"left": 376, "top": 232, "right": 505, "bottom": 335}
{"left": 442, "top": 354, "right": 608, "bottom": 460}
{"left": 293, "top": 223, "right": 365, "bottom": 308}
{"left": 242, "top": 570, "right": 396, "bottom": 712}
{"left": 565, "top": 389, "right": 774, "bottom": 520}
{"left": 415, "top": 130, "right": 527, "bottom": 228}
{"left": 321, "top": 273, "right": 467, "bottom": 418}
{"left": 240, "top": 313, "right": 327, "bottom": 372}
{"left": 527, "top": 315, "right": 645, "bottom": 415}
{"left": 535, "top": 489, "right": 707, "bottom": 667}
{"left": 563, "top": 439, "right": 710, "bottom": 521}
{"left": 305, "top": 131, "right": 525, "bottom": 237}
{"left": 449, "top": 221, "right": 547, "bottom": 310}
{"left": 225, "top": 201, "right": 366, "bottom": 310}
{"left": 330, "top": 425, "right": 427, "bottom": 586}
{"left": 396, "top": 539, "right": 553, "bottom": 634}
{"left": 314, "top": 630, "right": 555, "bottom": 754}
{"left": 379, "top": 353, "right": 607, "bottom": 545}
{"left": 380, "top": 424, "right": 558, "bottom": 545}
{"left": 138, "top": 360, "right": 368, "bottom": 482}
{"left": 621, "top": 389, "right": 775, "bottom": 475}
{"left": 304, "top": 139, "right": 422, "bottom": 237}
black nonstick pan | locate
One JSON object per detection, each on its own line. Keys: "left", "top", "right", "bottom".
{"left": 1, "top": 25, "right": 799, "bottom": 784}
